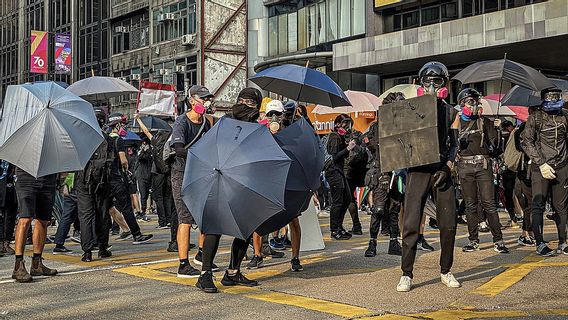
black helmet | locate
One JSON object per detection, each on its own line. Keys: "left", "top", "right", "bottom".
{"left": 108, "top": 112, "right": 127, "bottom": 127}
{"left": 418, "top": 61, "right": 449, "bottom": 80}
{"left": 334, "top": 113, "right": 352, "bottom": 126}
{"left": 457, "top": 88, "right": 482, "bottom": 104}
{"left": 541, "top": 87, "right": 562, "bottom": 101}
{"left": 94, "top": 108, "right": 108, "bottom": 128}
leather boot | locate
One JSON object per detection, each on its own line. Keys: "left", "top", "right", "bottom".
{"left": 30, "top": 257, "right": 58, "bottom": 276}
{"left": 12, "top": 260, "right": 33, "bottom": 283}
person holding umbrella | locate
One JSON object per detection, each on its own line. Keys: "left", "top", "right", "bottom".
{"left": 521, "top": 88, "right": 568, "bottom": 256}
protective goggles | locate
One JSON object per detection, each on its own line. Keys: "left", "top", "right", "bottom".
{"left": 238, "top": 98, "right": 258, "bottom": 108}
{"left": 543, "top": 92, "right": 562, "bottom": 102}
{"left": 420, "top": 76, "right": 445, "bottom": 88}
{"left": 462, "top": 97, "right": 480, "bottom": 107}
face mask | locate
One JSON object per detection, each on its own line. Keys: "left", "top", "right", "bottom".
{"left": 542, "top": 99, "right": 564, "bottom": 112}
{"left": 417, "top": 86, "right": 448, "bottom": 99}
{"left": 337, "top": 128, "right": 347, "bottom": 136}
{"left": 204, "top": 101, "right": 215, "bottom": 114}
{"left": 193, "top": 103, "right": 206, "bottom": 115}
{"left": 118, "top": 127, "right": 128, "bottom": 137}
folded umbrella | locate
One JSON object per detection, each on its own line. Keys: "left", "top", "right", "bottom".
{"left": 249, "top": 64, "right": 350, "bottom": 107}
{"left": 67, "top": 76, "right": 139, "bottom": 102}
{"left": 0, "top": 82, "right": 104, "bottom": 178}
{"left": 256, "top": 118, "right": 325, "bottom": 235}
{"left": 501, "top": 79, "right": 568, "bottom": 107}
{"left": 181, "top": 117, "right": 291, "bottom": 239}
{"left": 131, "top": 115, "right": 171, "bottom": 131}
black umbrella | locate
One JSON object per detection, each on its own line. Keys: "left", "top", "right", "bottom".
{"left": 131, "top": 115, "right": 171, "bottom": 131}
{"left": 501, "top": 79, "right": 568, "bottom": 107}
{"left": 256, "top": 118, "right": 325, "bottom": 235}
{"left": 452, "top": 59, "right": 555, "bottom": 92}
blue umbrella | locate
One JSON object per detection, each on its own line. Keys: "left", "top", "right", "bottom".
{"left": 123, "top": 130, "right": 142, "bottom": 141}
{"left": 181, "top": 117, "right": 291, "bottom": 239}
{"left": 249, "top": 64, "right": 350, "bottom": 107}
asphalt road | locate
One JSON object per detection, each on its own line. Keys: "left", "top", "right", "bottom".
{"left": 0, "top": 211, "right": 567, "bottom": 320}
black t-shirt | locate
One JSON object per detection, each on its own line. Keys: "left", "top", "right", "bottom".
{"left": 326, "top": 131, "right": 348, "bottom": 172}
{"left": 111, "top": 136, "right": 127, "bottom": 178}
{"left": 170, "top": 114, "right": 210, "bottom": 172}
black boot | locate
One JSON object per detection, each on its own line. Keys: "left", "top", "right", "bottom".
{"left": 364, "top": 239, "right": 377, "bottom": 257}
{"left": 388, "top": 239, "right": 402, "bottom": 256}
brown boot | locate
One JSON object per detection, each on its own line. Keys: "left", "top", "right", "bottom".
{"left": 12, "top": 260, "right": 33, "bottom": 283}
{"left": 2, "top": 241, "right": 15, "bottom": 255}
{"left": 30, "top": 257, "right": 58, "bottom": 277}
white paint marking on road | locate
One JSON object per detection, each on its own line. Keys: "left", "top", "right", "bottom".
{"left": 333, "top": 250, "right": 352, "bottom": 254}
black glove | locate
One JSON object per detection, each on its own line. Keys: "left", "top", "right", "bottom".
{"left": 432, "top": 165, "right": 451, "bottom": 189}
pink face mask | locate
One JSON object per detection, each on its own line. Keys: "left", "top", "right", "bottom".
{"left": 193, "top": 103, "right": 206, "bottom": 115}
{"left": 118, "top": 127, "right": 128, "bottom": 137}
{"left": 417, "top": 86, "right": 449, "bottom": 99}
{"left": 337, "top": 128, "right": 347, "bottom": 136}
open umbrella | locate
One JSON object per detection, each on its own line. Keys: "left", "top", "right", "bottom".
{"left": 181, "top": 117, "right": 291, "bottom": 239}
{"left": 452, "top": 59, "right": 554, "bottom": 92}
{"left": 501, "top": 79, "right": 568, "bottom": 107}
{"left": 131, "top": 115, "right": 171, "bottom": 131}
{"left": 123, "top": 131, "right": 142, "bottom": 142}
{"left": 379, "top": 84, "right": 420, "bottom": 100}
{"left": 249, "top": 64, "right": 350, "bottom": 107}
{"left": 67, "top": 76, "right": 139, "bottom": 102}
{"left": 256, "top": 118, "right": 324, "bottom": 235}
{"left": 313, "top": 90, "right": 381, "bottom": 114}
{"left": 478, "top": 97, "right": 516, "bottom": 116}
{"left": 485, "top": 94, "right": 529, "bottom": 121}
{"left": 0, "top": 82, "right": 104, "bottom": 178}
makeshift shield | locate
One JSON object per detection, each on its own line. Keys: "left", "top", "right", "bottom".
{"left": 378, "top": 95, "right": 440, "bottom": 172}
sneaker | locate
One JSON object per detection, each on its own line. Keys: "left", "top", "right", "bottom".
{"left": 331, "top": 230, "right": 352, "bottom": 240}
{"left": 479, "top": 222, "right": 490, "bottom": 233}
{"left": 132, "top": 234, "right": 153, "bottom": 245}
{"left": 261, "top": 244, "right": 285, "bottom": 259}
{"left": 536, "top": 243, "right": 555, "bottom": 256}
{"left": 98, "top": 249, "right": 112, "bottom": 259}
{"left": 388, "top": 239, "right": 402, "bottom": 256}
{"left": 269, "top": 238, "right": 285, "bottom": 251}
{"left": 457, "top": 216, "right": 467, "bottom": 225}
{"left": 177, "top": 263, "right": 200, "bottom": 278}
{"left": 167, "top": 241, "right": 178, "bottom": 252}
{"left": 291, "top": 257, "right": 303, "bottom": 272}
{"left": 246, "top": 255, "right": 264, "bottom": 269}
{"left": 380, "top": 229, "right": 390, "bottom": 237}
{"left": 70, "top": 230, "right": 81, "bottom": 243}
{"left": 418, "top": 236, "right": 434, "bottom": 252}
{"left": 30, "top": 258, "right": 58, "bottom": 277}
{"left": 221, "top": 270, "right": 258, "bottom": 287}
{"left": 350, "top": 226, "right": 363, "bottom": 236}
{"left": 116, "top": 231, "right": 133, "bottom": 241}
{"left": 12, "top": 260, "right": 33, "bottom": 283}
{"left": 47, "top": 235, "right": 56, "bottom": 242}
{"left": 364, "top": 239, "right": 377, "bottom": 257}
{"left": 429, "top": 218, "right": 439, "bottom": 229}
{"left": 81, "top": 251, "right": 92, "bottom": 262}
{"left": 518, "top": 236, "right": 535, "bottom": 246}
{"left": 556, "top": 243, "right": 568, "bottom": 255}
{"left": 53, "top": 246, "right": 73, "bottom": 255}
{"left": 196, "top": 271, "right": 218, "bottom": 293}
{"left": 494, "top": 241, "right": 509, "bottom": 253}
{"left": 441, "top": 272, "right": 461, "bottom": 288}
{"left": 396, "top": 276, "right": 412, "bottom": 292}
{"left": 462, "top": 241, "right": 480, "bottom": 252}
{"left": 44, "top": 237, "right": 54, "bottom": 244}
{"left": 194, "top": 251, "right": 220, "bottom": 272}
{"left": 156, "top": 224, "right": 169, "bottom": 229}
{"left": 111, "top": 229, "right": 120, "bottom": 236}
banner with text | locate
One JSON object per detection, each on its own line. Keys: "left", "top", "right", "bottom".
{"left": 30, "top": 30, "right": 48, "bottom": 74}
{"left": 55, "top": 33, "right": 72, "bottom": 74}
{"left": 137, "top": 81, "right": 177, "bottom": 116}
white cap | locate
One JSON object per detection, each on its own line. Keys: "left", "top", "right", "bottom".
{"left": 265, "top": 100, "right": 284, "bottom": 114}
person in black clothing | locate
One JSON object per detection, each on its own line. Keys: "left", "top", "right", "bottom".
{"left": 344, "top": 130, "right": 367, "bottom": 235}
{"left": 500, "top": 120, "right": 519, "bottom": 226}
{"left": 0, "top": 160, "right": 16, "bottom": 256}
{"left": 521, "top": 88, "right": 568, "bottom": 256}
{"left": 455, "top": 88, "right": 508, "bottom": 254}
{"left": 135, "top": 138, "right": 154, "bottom": 223}
{"left": 397, "top": 61, "right": 460, "bottom": 292}
{"left": 52, "top": 172, "right": 78, "bottom": 254}
{"left": 196, "top": 88, "right": 264, "bottom": 293}
{"left": 325, "top": 114, "right": 357, "bottom": 240}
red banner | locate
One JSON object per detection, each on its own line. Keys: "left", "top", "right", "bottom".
{"left": 30, "top": 30, "right": 48, "bottom": 74}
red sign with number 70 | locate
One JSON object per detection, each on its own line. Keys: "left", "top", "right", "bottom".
{"left": 30, "top": 30, "right": 48, "bottom": 74}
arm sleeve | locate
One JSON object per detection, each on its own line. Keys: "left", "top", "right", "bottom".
{"left": 448, "top": 129, "right": 458, "bottom": 163}
{"left": 172, "top": 142, "right": 186, "bottom": 158}
{"left": 327, "top": 134, "right": 348, "bottom": 161}
{"left": 521, "top": 114, "right": 545, "bottom": 166}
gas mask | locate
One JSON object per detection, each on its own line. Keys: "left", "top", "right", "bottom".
{"left": 337, "top": 120, "right": 352, "bottom": 136}
{"left": 192, "top": 103, "right": 206, "bottom": 115}
{"left": 268, "top": 115, "right": 282, "bottom": 134}
{"left": 460, "top": 97, "right": 482, "bottom": 121}
{"left": 118, "top": 125, "right": 128, "bottom": 137}
{"left": 204, "top": 100, "right": 215, "bottom": 114}
{"left": 417, "top": 76, "right": 448, "bottom": 99}
{"left": 542, "top": 91, "right": 564, "bottom": 112}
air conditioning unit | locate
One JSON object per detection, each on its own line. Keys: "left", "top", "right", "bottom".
{"left": 130, "top": 74, "right": 141, "bottom": 80}
{"left": 176, "top": 65, "right": 186, "bottom": 72}
{"left": 158, "top": 69, "right": 170, "bottom": 75}
{"left": 158, "top": 13, "right": 176, "bottom": 22}
{"left": 181, "top": 34, "right": 196, "bottom": 46}
{"left": 115, "top": 26, "right": 128, "bottom": 33}
{"left": 118, "top": 77, "right": 128, "bottom": 82}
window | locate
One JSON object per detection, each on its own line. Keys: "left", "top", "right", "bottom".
{"left": 402, "top": 10, "right": 419, "bottom": 29}
{"left": 441, "top": 2, "right": 457, "bottom": 20}
{"left": 421, "top": 6, "right": 439, "bottom": 26}
{"left": 317, "top": 2, "right": 326, "bottom": 44}
{"left": 278, "top": 14, "right": 288, "bottom": 55}
{"left": 307, "top": 5, "right": 318, "bottom": 47}
{"left": 288, "top": 13, "right": 297, "bottom": 53}
{"left": 353, "top": 0, "right": 365, "bottom": 35}
{"left": 153, "top": 1, "right": 196, "bottom": 44}
{"left": 297, "top": 7, "right": 307, "bottom": 50}
{"left": 268, "top": 16, "right": 278, "bottom": 56}
{"left": 484, "top": 0, "right": 499, "bottom": 13}
{"left": 339, "top": 0, "right": 351, "bottom": 38}
{"left": 327, "top": 0, "right": 338, "bottom": 41}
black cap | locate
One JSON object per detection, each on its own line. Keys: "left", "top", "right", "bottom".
{"left": 189, "top": 85, "right": 214, "bottom": 99}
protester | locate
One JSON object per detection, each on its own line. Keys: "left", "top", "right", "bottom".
{"left": 521, "top": 88, "right": 568, "bottom": 256}
{"left": 344, "top": 130, "right": 367, "bottom": 235}
{"left": 398, "top": 61, "right": 460, "bottom": 292}
{"left": 455, "top": 88, "right": 509, "bottom": 254}
{"left": 135, "top": 138, "right": 154, "bottom": 223}
{"left": 52, "top": 172, "right": 78, "bottom": 254}
{"left": 0, "top": 160, "right": 16, "bottom": 256}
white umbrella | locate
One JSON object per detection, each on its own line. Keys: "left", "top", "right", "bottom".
{"left": 0, "top": 82, "right": 104, "bottom": 177}
{"left": 67, "top": 76, "right": 139, "bottom": 102}
{"left": 379, "top": 84, "right": 421, "bottom": 100}
{"left": 313, "top": 90, "right": 381, "bottom": 115}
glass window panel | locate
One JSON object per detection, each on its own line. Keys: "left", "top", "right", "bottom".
{"left": 288, "top": 12, "right": 297, "bottom": 52}
{"left": 297, "top": 7, "right": 307, "bottom": 50}
{"left": 352, "top": 0, "right": 365, "bottom": 35}
{"left": 317, "top": 2, "right": 326, "bottom": 44}
{"left": 421, "top": 6, "right": 439, "bottom": 25}
{"left": 462, "top": 0, "right": 473, "bottom": 17}
{"left": 307, "top": 5, "right": 317, "bottom": 47}
{"left": 339, "top": 0, "right": 351, "bottom": 38}
{"left": 268, "top": 16, "right": 278, "bottom": 56}
{"left": 327, "top": 0, "right": 338, "bottom": 41}
{"left": 278, "top": 14, "right": 288, "bottom": 55}
{"left": 484, "top": 0, "right": 499, "bottom": 13}
{"left": 441, "top": 2, "right": 457, "bottom": 20}
{"left": 402, "top": 10, "right": 419, "bottom": 29}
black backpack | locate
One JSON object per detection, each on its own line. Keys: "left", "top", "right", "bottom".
{"left": 151, "top": 130, "right": 172, "bottom": 175}
{"left": 83, "top": 133, "right": 115, "bottom": 191}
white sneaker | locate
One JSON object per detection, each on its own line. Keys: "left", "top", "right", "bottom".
{"left": 441, "top": 272, "right": 461, "bottom": 288}
{"left": 396, "top": 276, "right": 412, "bottom": 292}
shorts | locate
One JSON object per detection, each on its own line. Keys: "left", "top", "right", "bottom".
{"left": 15, "top": 168, "right": 57, "bottom": 221}
{"left": 171, "top": 169, "right": 195, "bottom": 225}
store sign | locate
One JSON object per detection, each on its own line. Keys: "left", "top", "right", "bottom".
{"left": 30, "top": 30, "right": 48, "bottom": 74}
{"left": 374, "top": 0, "right": 403, "bottom": 8}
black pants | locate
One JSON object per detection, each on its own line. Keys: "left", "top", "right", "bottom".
{"left": 370, "top": 176, "right": 401, "bottom": 239}
{"left": 137, "top": 177, "right": 152, "bottom": 213}
{"left": 531, "top": 164, "right": 568, "bottom": 246}
{"left": 76, "top": 181, "right": 112, "bottom": 252}
{"left": 152, "top": 173, "right": 174, "bottom": 229}
{"left": 402, "top": 165, "right": 456, "bottom": 278}
{"left": 54, "top": 189, "right": 78, "bottom": 245}
{"left": 346, "top": 178, "right": 362, "bottom": 230}
{"left": 0, "top": 187, "right": 17, "bottom": 242}
{"left": 515, "top": 175, "right": 533, "bottom": 232}
{"left": 325, "top": 169, "right": 351, "bottom": 233}
{"left": 110, "top": 178, "right": 142, "bottom": 237}
{"left": 502, "top": 169, "right": 517, "bottom": 221}
{"left": 459, "top": 162, "right": 503, "bottom": 243}
{"left": 201, "top": 234, "right": 250, "bottom": 272}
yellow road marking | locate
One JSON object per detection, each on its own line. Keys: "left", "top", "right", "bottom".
{"left": 410, "top": 309, "right": 528, "bottom": 320}
{"left": 358, "top": 314, "right": 418, "bottom": 320}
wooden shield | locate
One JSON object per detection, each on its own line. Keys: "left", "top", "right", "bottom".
{"left": 378, "top": 95, "right": 441, "bottom": 172}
